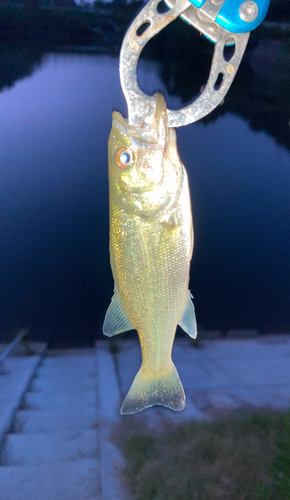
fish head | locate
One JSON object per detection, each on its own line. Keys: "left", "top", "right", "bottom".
{"left": 108, "top": 93, "right": 184, "bottom": 221}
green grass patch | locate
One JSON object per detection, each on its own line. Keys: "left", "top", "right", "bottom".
{"left": 118, "top": 410, "right": 290, "bottom": 500}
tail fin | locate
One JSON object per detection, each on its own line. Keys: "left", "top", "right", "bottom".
{"left": 120, "top": 362, "right": 186, "bottom": 415}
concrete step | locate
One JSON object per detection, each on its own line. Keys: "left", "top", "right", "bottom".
{"left": 0, "top": 356, "right": 42, "bottom": 446}
{"left": 0, "top": 458, "right": 100, "bottom": 500}
{"left": 36, "top": 366, "right": 96, "bottom": 379}
{"left": 41, "top": 355, "right": 96, "bottom": 369}
{"left": 13, "top": 408, "right": 98, "bottom": 434}
{"left": 0, "top": 357, "right": 42, "bottom": 403}
{"left": 1, "top": 429, "right": 98, "bottom": 466}
{"left": 30, "top": 376, "right": 96, "bottom": 392}
{"left": 23, "top": 388, "right": 96, "bottom": 410}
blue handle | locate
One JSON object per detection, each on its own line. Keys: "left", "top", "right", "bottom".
{"left": 188, "top": 0, "right": 271, "bottom": 33}
{"left": 189, "top": 0, "right": 206, "bottom": 5}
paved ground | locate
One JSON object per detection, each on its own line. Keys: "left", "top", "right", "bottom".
{"left": 0, "top": 352, "right": 44, "bottom": 446}
{"left": 113, "top": 335, "right": 290, "bottom": 426}
{"left": 0, "top": 334, "right": 290, "bottom": 499}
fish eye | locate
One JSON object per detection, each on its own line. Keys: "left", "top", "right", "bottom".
{"left": 114, "top": 148, "right": 133, "bottom": 169}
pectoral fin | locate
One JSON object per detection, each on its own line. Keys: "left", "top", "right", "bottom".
{"left": 103, "top": 290, "right": 133, "bottom": 337}
{"left": 179, "top": 291, "right": 197, "bottom": 339}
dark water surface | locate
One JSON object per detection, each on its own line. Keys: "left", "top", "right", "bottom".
{"left": 0, "top": 53, "right": 289, "bottom": 345}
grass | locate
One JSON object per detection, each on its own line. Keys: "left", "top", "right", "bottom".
{"left": 118, "top": 410, "right": 290, "bottom": 500}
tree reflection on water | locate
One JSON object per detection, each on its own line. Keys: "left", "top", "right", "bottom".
{"left": 0, "top": 21, "right": 289, "bottom": 151}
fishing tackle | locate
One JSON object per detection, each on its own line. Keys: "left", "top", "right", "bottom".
{"left": 103, "top": 0, "right": 271, "bottom": 414}
{"left": 120, "top": 0, "right": 271, "bottom": 127}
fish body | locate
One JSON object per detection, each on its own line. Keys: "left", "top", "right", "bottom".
{"left": 103, "top": 93, "right": 197, "bottom": 414}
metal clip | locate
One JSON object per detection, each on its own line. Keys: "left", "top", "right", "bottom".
{"left": 168, "top": 0, "right": 271, "bottom": 41}
{"left": 120, "top": 0, "right": 249, "bottom": 128}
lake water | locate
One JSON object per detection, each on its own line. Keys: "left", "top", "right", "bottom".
{"left": 0, "top": 52, "right": 289, "bottom": 346}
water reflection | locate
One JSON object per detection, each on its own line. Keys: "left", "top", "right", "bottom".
{"left": 0, "top": 43, "right": 44, "bottom": 94}
{"left": 0, "top": 51, "right": 289, "bottom": 345}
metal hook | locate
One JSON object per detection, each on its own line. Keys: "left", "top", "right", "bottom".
{"left": 119, "top": 0, "right": 249, "bottom": 128}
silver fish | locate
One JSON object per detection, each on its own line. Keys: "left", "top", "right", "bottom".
{"left": 103, "top": 93, "right": 197, "bottom": 414}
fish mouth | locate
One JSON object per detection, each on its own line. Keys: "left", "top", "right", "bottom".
{"left": 112, "top": 111, "right": 158, "bottom": 146}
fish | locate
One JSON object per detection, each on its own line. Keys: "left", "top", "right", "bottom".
{"left": 103, "top": 93, "right": 197, "bottom": 415}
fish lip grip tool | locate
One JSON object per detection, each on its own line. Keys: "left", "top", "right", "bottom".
{"left": 119, "top": 0, "right": 270, "bottom": 128}
{"left": 166, "top": 0, "right": 271, "bottom": 43}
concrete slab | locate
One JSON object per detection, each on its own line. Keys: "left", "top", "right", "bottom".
{"left": 45, "top": 348, "right": 96, "bottom": 357}
{"left": 30, "top": 376, "right": 96, "bottom": 393}
{"left": 1, "top": 429, "right": 99, "bottom": 466}
{"left": 95, "top": 341, "right": 128, "bottom": 500}
{"left": 0, "top": 459, "right": 101, "bottom": 500}
{"left": 0, "top": 343, "right": 46, "bottom": 358}
{"left": 42, "top": 355, "right": 96, "bottom": 369}
{"left": 36, "top": 365, "right": 96, "bottom": 379}
{"left": 190, "top": 389, "right": 244, "bottom": 414}
{"left": 23, "top": 388, "right": 97, "bottom": 410}
{"left": 0, "top": 356, "right": 43, "bottom": 446}
{"left": 114, "top": 339, "right": 142, "bottom": 395}
{"left": 0, "top": 358, "right": 41, "bottom": 403}
{"left": 197, "top": 336, "right": 290, "bottom": 359}
{"left": 0, "top": 378, "right": 7, "bottom": 392}
{"left": 231, "top": 385, "right": 290, "bottom": 410}
{"left": 96, "top": 343, "right": 121, "bottom": 422}
{"left": 13, "top": 408, "right": 98, "bottom": 434}
{"left": 188, "top": 385, "right": 290, "bottom": 418}
{"left": 113, "top": 336, "right": 290, "bottom": 420}
{"left": 2, "top": 337, "right": 289, "bottom": 500}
